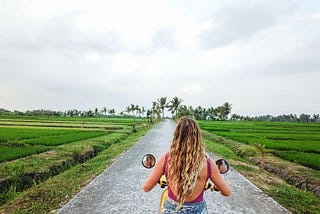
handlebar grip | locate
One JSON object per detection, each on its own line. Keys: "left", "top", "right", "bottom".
{"left": 205, "top": 182, "right": 212, "bottom": 190}
{"left": 213, "top": 185, "right": 220, "bottom": 191}
{"left": 159, "top": 174, "right": 167, "bottom": 188}
{"left": 159, "top": 180, "right": 167, "bottom": 188}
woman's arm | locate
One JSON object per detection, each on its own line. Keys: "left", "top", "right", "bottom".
{"left": 142, "top": 153, "right": 166, "bottom": 192}
{"left": 209, "top": 158, "right": 231, "bottom": 196}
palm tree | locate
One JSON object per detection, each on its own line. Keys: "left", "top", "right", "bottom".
{"left": 135, "top": 105, "right": 140, "bottom": 117}
{"left": 101, "top": 107, "right": 107, "bottom": 116}
{"left": 126, "top": 106, "right": 131, "bottom": 117}
{"left": 140, "top": 106, "right": 146, "bottom": 118}
{"left": 300, "top": 114, "right": 311, "bottom": 123}
{"left": 152, "top": 101, "right": 161, "bottom": 121}
{"left": 222, "top": 102, "right": 232, "bottom": 120}
{"left": 157, "top": 97, "right": 167, "bottom": 119}
{"left": 167, "top": 97, "right": 183, "bottom": 119}
{"left": 86, "top": 109, "right": 94, "bottom": 117}
{"left": 177, "top": 105, "right": 194, "bottom": 118}
{"left": 231, "top": 114, "right": 241, "bottom": 121}
{"left": 94, "top": 108, "right": 99, "bottom": 116}
{"left": 108, "top": 109, "right": 116, "bottom": 116}
{"left": 130, "top": 104, "right": 136, "bottom": 117}
{"left": 194, "top": 106, "right": 207, "bottom": 120}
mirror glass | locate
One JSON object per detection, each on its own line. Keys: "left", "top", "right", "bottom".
{"left": 215, "top": 159, "right": 229, "bottom": 174}
{"left": 142, "top": 154, "right": 156, "bottom": 169}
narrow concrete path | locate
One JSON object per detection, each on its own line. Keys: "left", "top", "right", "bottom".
{"left": 58, "top": 119, "right": 290, "bottom": 214}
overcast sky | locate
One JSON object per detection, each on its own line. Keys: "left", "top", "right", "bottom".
{"left": 1, "top": 0, "right": 319, "bottom": 116}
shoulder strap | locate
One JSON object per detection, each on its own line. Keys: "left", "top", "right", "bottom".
{"left": 207, "top": 155, "right": 211, "bottom": 179}
{"left": 164, "top": 152, "right": 169, "bottom": 176}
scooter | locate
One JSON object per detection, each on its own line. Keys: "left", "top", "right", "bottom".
{"left": 142, "top": 154, "right": 230, "bottom": 213}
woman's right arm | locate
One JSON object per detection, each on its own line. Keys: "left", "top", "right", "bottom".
{"left": 209, "top": 158, "right": 231, "bottom": 196}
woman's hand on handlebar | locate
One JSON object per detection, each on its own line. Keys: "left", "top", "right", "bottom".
{"left": 211, "top": 184, "right": 220, "bottom": 192}
{"left": 205, "top": 180, "right": 220, "bottom": 192}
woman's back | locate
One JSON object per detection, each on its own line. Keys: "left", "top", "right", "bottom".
{"left": 165, "top": 155, "right": 209, "bottom": 202}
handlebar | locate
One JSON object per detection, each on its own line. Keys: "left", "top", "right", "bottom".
{"left": 142, "top": 154, "right": 229, "bottom": 193}
{"left": 157, "top": 175, "right": 218, "bottom": 191}
{"left": 158, "top": 175, "right": 167, "bottom": 188}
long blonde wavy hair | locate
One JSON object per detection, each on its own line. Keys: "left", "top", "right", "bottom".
{"left": 167, "top": 117, "right": 206, "bottom": 208}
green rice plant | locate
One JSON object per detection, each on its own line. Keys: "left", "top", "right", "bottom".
{"left": 23, "top": 131, "right": 106, "bottom": 146}
{"left": 211, "top": 132, "right": 320, "bottom": 151}
{"left": 273, "top": 151, "right": 320, "bottom": 170}
{"left": 256, "top": 140, "right": 320, "bottom": 153}
{"left": 0, "top": 145, "right": 49, "bottom": 162}
{"left": 203, "top": 139, "right": 238, "bottom": 160}
{"left": 0, "top": 127, "right": 78, "bottom": 143}
{"left": 199, "top": 120, "right": 320, "bottom": 170}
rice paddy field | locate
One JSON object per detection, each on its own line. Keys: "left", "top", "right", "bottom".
{"left": 198, "top": 121, "right": 320, "bottom": 170}
{"left": 199, "top": 120, "right": 320, "bottom": 213}
{"left": 0, "top": 116, "right": 151, "bottom": 208}
{"left": 1, "top": 117, "right": 319, "bottom": 213}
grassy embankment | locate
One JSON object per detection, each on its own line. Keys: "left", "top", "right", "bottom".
{"left": 0, "top": 116, "right": 154, "bottom": 213}
{"left": 200, "top": 120, "right": 320, "bottom": 214}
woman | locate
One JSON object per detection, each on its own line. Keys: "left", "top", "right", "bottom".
{"left": 143, "top": 117, "right": 231, "bottom": 213}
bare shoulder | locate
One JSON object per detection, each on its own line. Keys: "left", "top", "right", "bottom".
{"left": 155, "top": 152, "right": 167, "bottom": 166}
{"left": 205, "top": 154, "right": 214, "bottom": 165}
{"left": 158, "top": 152, "right": 167, "bottom": 161}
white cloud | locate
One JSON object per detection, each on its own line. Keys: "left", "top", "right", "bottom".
{"left": 0, "top": 0, "right": 320, "bottom": 115}
{"left": 197, "top": 0, "right": 301, "bottom": 48}
{"left": 183, "top": 83, "right": 205, "bottom": 96}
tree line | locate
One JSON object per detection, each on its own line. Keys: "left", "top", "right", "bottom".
{"left": 0, "top": 97, "right": 319, "bottom": 123}
{"left": 0, "top": 97, "right": 230, "bottom": 121}
{"left": 234, "top": 113, "right": 320, "bottom": 123}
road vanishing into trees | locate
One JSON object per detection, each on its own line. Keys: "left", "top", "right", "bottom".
{"left": 58, "top": 119, "right": 290, "bottom": 214}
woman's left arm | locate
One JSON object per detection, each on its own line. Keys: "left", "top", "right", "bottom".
{"left": 209, "top": 158, "right": 231, "bottom": 196}
{"left": 142, "top": 153, "right": 166, "bottom": 192}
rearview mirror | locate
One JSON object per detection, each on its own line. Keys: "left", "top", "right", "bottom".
{"left": 215, "top": 159, "right": 229, "bottom": 174}
{"left": 142, "top": 154, "right": 156, "bottom": 169}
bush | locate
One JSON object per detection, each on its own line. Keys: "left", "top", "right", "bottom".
{"left": 236, "top": 144, "right": 257, "bottom": 158}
